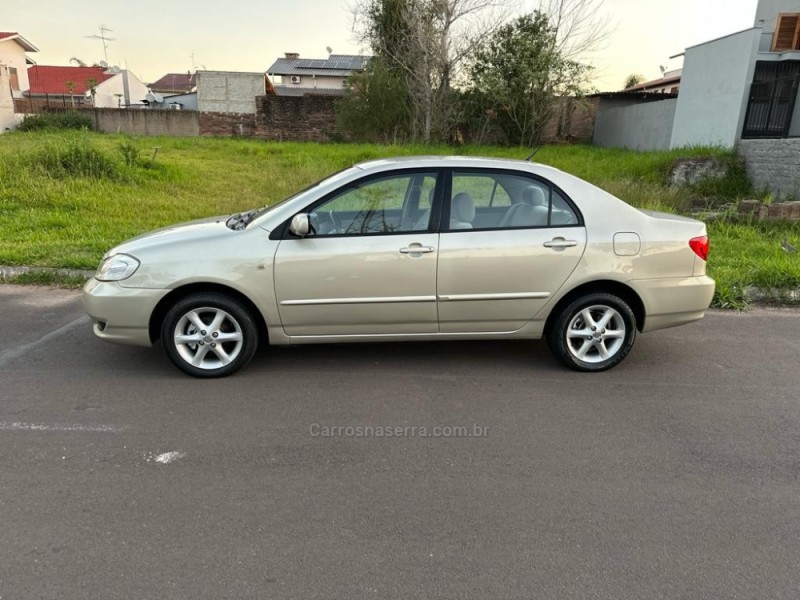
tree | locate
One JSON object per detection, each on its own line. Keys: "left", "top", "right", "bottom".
{"left": 469, "top": 11, "right": 592, "bottom": 146}
{"left": 65, "top": 81, "right": 76, "bottom": 107}
{"left": 336, "top": 57, "right": 409, "bottom": 142}
{"left": 538, "top": 0, "right": 611, "bottom": 61}
{"left": 624, "top": 73, "right": 644, "bottom": 89}
{"left": 347, "top": 0, "right": 510, "bottom": 143}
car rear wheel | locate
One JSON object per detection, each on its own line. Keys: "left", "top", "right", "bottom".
{"left": 547, "top": 292, "right": 636, "bottom": 372}
{"left": 161, "top": 293, "right": 258, "bottom": 378}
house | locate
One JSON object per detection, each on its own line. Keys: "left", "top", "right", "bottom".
{"left": 624, "top": 69, "right": 682, "bottom": 94}
{"left": 267, "top": 52, "right": 369, "bottom": 96}
{"left": 592, "top": 0, "right": 800, "bottom": 196}
{"left": 669, "top": 0, "right": 800, "bottom": 148}
{"left": 0, "top": 32, "right": 38, "bottom": 98}
{"left": 24, "top": 65, "right": 151, "bottom": 109}
{"left": 594, "top": 1, "right": 800, "bottom": 148}
{"left": 0, "top": 32, "right": 38, "bottom": 131}
{"left": 149, "top": 72, "right": 197, "bottom": 95}
{"left": 195, "top": 71, "right": 266, "bottom": 113}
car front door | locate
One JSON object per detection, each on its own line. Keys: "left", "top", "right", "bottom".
{"left": 437, "top": 169, "right": 587, "bottom": 333}
{"left": 274, "top": 170, "right": 442, "bottom": 337}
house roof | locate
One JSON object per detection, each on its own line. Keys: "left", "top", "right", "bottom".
{"left": 150, "top": 72, "right": 197, "bottom": 93}
{"left": 625, "top": 74, "right": 681, "bottom": 92}
{"left": 268, "top": 54, "right": 370, "bottom": 77}
{"left": 27, "top": 66, "right": 115, "bottom": 95}
{"left": 0, "top": 32, "right": 39, "bottom": 52}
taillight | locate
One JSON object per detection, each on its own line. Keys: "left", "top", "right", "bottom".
{"left": 689, "top": 236, "right": 709, "bottom": 261}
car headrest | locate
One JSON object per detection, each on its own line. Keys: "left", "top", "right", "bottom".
{"left": 451, "top": 192, "right": 475, "bottom": 223}
{"left": 522, "top": 186, "right": 548, "bottom": 207}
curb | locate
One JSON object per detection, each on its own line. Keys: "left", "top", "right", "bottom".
{"left": 0, "top": 265, "right": 94, "bottom": 280}
{"left": 743, "top": 286, "right": 800, "bottom": 305}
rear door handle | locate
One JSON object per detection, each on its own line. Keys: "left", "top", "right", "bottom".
{"left": 400, "top": 245, "right": 435, "bottom": 254}
{"left": 544, "top": 238, "right": 578, "bottom": 249}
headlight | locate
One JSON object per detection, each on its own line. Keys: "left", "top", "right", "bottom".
{"left": 95, "top": 254, "right": 140, "bottom": 282}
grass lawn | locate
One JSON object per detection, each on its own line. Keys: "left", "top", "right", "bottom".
{"left": 1, "top": 130, "right": 799, "bottom": 307}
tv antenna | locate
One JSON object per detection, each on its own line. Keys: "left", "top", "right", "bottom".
{"left": 85, "top": 25, "right": 115, "bottom": 65}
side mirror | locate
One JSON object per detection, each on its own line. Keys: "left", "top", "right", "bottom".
{"left": 289, "top": 213, "right": 311, "bottom": 237}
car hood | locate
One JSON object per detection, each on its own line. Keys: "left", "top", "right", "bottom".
{"left": 107, "top": 215, "right": 235, "bottom": 257}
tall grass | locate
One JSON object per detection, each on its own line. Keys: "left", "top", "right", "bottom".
{"left": 0, "top": 131, "right": 796, "bottom": 307}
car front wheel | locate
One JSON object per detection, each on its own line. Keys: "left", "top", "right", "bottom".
{"left": 161, "top": 293, "right": 259, "bottom": 378}
{"left": 547, "top": 293, "right": 637, "bottom": 372}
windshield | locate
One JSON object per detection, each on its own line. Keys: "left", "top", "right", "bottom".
{"left": 229, "top": 166, "right": 361, "bottom": 230}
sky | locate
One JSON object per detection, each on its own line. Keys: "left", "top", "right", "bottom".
{"left": 4, "top": 0, "right": 758, "bottom": 91}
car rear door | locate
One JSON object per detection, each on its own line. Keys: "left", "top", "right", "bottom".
{"left": 436, "top": 169, "right": 587, "bottom": 333}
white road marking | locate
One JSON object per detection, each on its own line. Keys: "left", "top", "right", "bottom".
{"left": 153, "top": 451, "right": 186, "bottom": 464}
{"left": 0, "top": 315, "right": 90, "bottom": 369}
{"left": 0, "top": 421, "right": 124, "bottom": 433}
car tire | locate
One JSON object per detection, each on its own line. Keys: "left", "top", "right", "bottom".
{"left": 161, "top": 293, "right": 259, "bottom": 378}
{"left": 547, "top": 292, "right": 637, "bottom": 372}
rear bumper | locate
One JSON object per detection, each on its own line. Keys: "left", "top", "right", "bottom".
{"left": 82, "top": 279, "right": 169, "bottom": 347}
{"left": 631, "top": 275, "right": 715, "bottom": 333}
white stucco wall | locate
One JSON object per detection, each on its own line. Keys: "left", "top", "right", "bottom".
{"left": 275, "top": 74, "right": 346, "bottom": 89}
{"left": 670, "top": 28, "right": 761, "bottom": 149}
{"left": 754, "top": 0, "right": 797, "bottom": 27}
{"left": 91, "top": 71, "right": 150, "bottom": 108}
{"left": 197, "top": 71, "right": 266, "bottom": 114}
{"left": 0, "top": 65, "right": 17, "bottom": 131}
{"left": 0, "top": 39, "right": 31, "bottom": 97}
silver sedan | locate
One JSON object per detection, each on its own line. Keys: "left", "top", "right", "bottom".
{"left": 83, "top": 156, "right": 715, "bottom": 377}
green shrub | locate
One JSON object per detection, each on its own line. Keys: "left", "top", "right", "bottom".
{"left": 17, "top": 111, "right": 93, "bottom": 132}
{"left": 690, "top": 154, "right": 754, "bottom": 201}
{"left": 25, "top": 139, "right": 120, "bottom": 179}
{"left": 117, "top": 139, "right": 141, "bottom": 167}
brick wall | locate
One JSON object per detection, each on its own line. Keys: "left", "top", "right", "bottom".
{"left": 738, "top": 138, "right": 800, "bottom": 200}
{"left": 256, "top": 95, "right": 339, "bottom": 142}
{"left": 199, "top": 111, "right": 259, "bottom": 137}
{"left": 198, "top": 94, "right": 340, "bottom": 142}
{"left": 196, "top": 93, "right": 599, "bottom": 145}
{"left": 539, "top": 97, "right": 598, "bottom": 143}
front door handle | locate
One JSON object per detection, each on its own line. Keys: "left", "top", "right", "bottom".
{"left": 400, "top": 245, "right": 435, "bottom": 254}
{"left": 544, "top": 238, "right": 578, "bottom": 249}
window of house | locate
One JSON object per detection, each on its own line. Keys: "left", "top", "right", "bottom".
{"left": 8, "top": 67, "right": 19, "bottom": 91}
{"left": 772, "top": 14, "right": 800, "bottom": 52}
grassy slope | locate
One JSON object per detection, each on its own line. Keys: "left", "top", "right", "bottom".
{"left": 0, "top": 131, "right": 798, "bottom": 306}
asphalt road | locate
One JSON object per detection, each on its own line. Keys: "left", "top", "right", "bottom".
{"left": 1, "top": 284, "right": 800, "bottom": 600}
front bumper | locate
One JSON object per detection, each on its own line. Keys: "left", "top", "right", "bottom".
{"left": 631, "top": 275, "right": 715, "bottom": 333}
{"left": 82, "top": 279, "right": 170, "bottom": 347}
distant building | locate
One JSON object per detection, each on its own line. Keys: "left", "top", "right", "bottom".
{"left": 624, "top": 69, "right": 682, "bottom": 95}
{"left": 267, "top": 52, "right": 370, "bottom": 96}
{"left": 25, "top": 65, "right": 150, "bottom": 108}
{"left": 149, "top": 72, "right": 197, "bottom": 95}
{"left": 0, "top": 32, "right": 38, "bottom": 130}
{"left": 0, "top": 32, "right": 38, "bottom": 98}
{"left": 196, "top": 71, "right": 266, "bottom": 114}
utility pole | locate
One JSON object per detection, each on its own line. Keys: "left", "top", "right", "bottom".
{"left": 85, "top": 25, "right": 115, "bottom": 65}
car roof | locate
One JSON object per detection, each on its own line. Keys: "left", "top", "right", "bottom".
{"left": 354, "top": 155, "right": 566, "bottom": 178}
